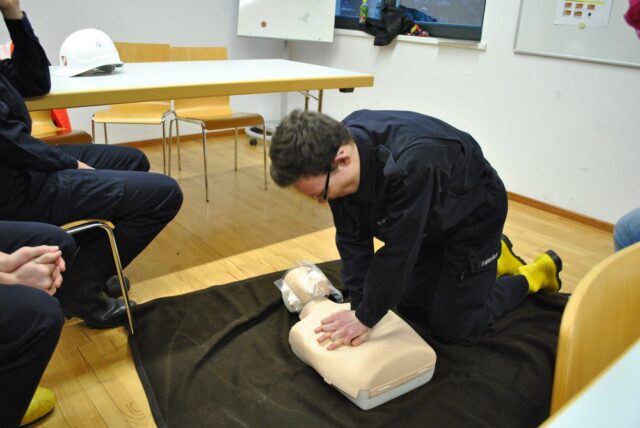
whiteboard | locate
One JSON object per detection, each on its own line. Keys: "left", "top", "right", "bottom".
{"left": 514, "top": 0, "right": 640, "bottom": 68}
{"left": 237, "top": 0, "right": 336, "bottom": 43}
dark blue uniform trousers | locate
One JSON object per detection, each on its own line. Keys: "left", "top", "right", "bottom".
{"left": 0, "top": 222, "right": 73, "bottom": 427}
{"left": 0, "top": 144, "right": 183, "bottom": 305}
{"left": 397, "top": 185, "right": 530, "bottom": 343}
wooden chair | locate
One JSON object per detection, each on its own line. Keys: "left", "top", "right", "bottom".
{"left": 61, "top": 219, "right": 135, "bottom": 335}
{"left": 169, "top": 46, "right": 267, "bottom": 202}
{"left": 30, "top": 110, "right": 93, "bottom": 145}
{"left": 91, "top": 42, "right": 173, "bottom": 173}
{"left": 550, "top": 242, "right": 640, "bottom": 414}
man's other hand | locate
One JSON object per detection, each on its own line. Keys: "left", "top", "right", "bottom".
{"left": 314, "top": 309, "right": 370, "bottom": 351}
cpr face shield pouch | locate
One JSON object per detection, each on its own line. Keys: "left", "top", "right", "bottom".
{"left": 274, "top": 261, "right": 343, "bottom": 313}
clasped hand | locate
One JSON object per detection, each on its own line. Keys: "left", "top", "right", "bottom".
{"left": 315, "top": 310, "right": 370, "bottom": 351}
{"left": 0, "top": 245, "right": 66, "bottom": 295}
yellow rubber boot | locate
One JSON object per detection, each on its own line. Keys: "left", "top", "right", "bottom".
{"left": 517, "top": 250, "right": 563, "bottom": 294}
{"left": 20, "top": 387, "right": 55, "bottom": 427}
{"left": 497, "top": 235, "right": 526, "bottom": 278}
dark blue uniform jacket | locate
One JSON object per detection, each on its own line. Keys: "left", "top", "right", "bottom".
{"left": 330, "top": 110, "right": 505, "bottom": 327}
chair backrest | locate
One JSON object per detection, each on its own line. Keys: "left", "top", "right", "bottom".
{"left": 30, "top": 110, "right": 61, "bottom": 137}
{"left": 170, "top": 46, "right": 231, "bottom": 116}
{"left": 103, "top": 42, "right": 171, "bottom": 111}
{"left": 550, "top": 242, "right": 640, "bottom": 413}
{"left": 114, "top": 42, "right": 170, "bottom": 63}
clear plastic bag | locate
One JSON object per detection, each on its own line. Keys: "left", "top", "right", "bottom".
{"left": 275, "top": 261, "right": 343, "bottom": 313}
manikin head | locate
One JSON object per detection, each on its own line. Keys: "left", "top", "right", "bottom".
{"left": 283, "top": 266, "right": 332, "bottom": 305}
{"left": 269, "top": 110, "right": 361, "bottom": 203}
{"left": 276, "top": 264, "right": 343, "bottom": 314}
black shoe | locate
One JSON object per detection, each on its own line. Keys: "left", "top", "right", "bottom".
{"left": 63, "top": 296, "right": 136, "bottom": 329}
{"left": 104, "top": 275, "right": 131, "bottom": 298}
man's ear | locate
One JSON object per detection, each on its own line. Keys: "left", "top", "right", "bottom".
{"left": 334, "top": 144, "right": 353, "bottom": 166}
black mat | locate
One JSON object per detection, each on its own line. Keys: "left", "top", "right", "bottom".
{"left": 129, "top": 261, "right": 566, "bottom": 428}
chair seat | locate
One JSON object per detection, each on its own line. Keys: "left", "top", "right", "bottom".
{"left": 178, "top": 111, "right": 264, "bottom": 130}
{"left": 35, "top": 129, "right": 93, "bottom": 145}
{"left": 93, "top": 102, "right": 171, "bottom": 124}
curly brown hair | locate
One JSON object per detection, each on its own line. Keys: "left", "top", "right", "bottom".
{"left": 269, "top": 110, "right": 351, "bottom": 187}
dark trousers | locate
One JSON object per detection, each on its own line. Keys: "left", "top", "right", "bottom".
{"left": 398, "top": 180, "right": 529, "bottom": 343}
{"left": 0, "top": 222, "right": 72, "bottom": 427}
{"left": 0, "top": 144, "right": 183, "bottom": 301}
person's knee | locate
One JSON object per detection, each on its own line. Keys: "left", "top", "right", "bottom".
{"left": 38, "top": 296, "right": 65, "bottom": 338}
{"left": 29, "top": 223, "right": 77, "bottom": 264}
{"left": 148, "top": 174, "right": 183, "bottom": 216}
{"left": 52, "top": 226, "right": 76, "bottom": 262}
{"left": 428, "top": 310, "right": 472, "bottom": 344}
{"left": 122, "top": 147, "right": 150, "bottom": 172}
{"left": 161, "top": 175, "right": 183, "bottom": 210}
{"left": 133, "top": 149, "right": 151, "bottom": 172}
{"left": 24, "top": 291, "right": 64, "bottom": 350}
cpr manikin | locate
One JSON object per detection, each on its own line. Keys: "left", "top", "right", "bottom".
{"left": 276, "top": 263, "right": 436, "bottom": 410}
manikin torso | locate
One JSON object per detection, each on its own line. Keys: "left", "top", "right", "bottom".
{"left": 283, "top": 267, "right": 437, "bottom": 410}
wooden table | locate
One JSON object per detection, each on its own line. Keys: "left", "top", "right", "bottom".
{"left": 26, "top": 59, "right": 374, "bottom": 110}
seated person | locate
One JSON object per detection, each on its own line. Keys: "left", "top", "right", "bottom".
{"left": 0, "top": 221, "right": 73, "bottom": 427}
{"left": 0, "top": 0, "right": 183, "bottom": 328}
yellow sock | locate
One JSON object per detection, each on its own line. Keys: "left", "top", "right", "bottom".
{"left": 517, "top": 250, "right": 563, "bottom": 294}
{"left": 497, "top": 235, "right": 526, "bottom": 277}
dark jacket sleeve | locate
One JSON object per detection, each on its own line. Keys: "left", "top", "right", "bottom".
{"left": 330, "top": 200, "right": 374, "bottom": 309}
{"left": 0, "top": 14, "right": 51, "bottom": 96}
{"left": 0, "top": 14, "right": 78, "bottom": 171}
{"left": 0, "top": 108, "right": 79, "bottom": 171}
{"left": 355, "top": 145, "right": 441, "bottom": 327}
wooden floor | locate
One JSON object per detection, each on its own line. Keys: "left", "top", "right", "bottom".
{"left": 39, "top": 134, "right": 612, "bottom": 427}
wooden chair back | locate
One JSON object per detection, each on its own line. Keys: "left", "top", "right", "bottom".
{"left": 170, "top": 46, "right": 231, "bottom": 117}
{"left": 30, "top": 110, "right": 61, "bottom": 136}
{"left": 550, "top": 242, "right": 640, "bottom": 413}
{"left": 30, "top": 110, "right": 93, "bottom": 144}
{"left": 114, "top": 42, "right": 171, "bottom": 63}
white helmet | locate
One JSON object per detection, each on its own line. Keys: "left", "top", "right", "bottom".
{"left": 56, "top": 29, "right": 123, "bottom": 77}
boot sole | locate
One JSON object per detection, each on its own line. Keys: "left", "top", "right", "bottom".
{"left": 63, "top": 310, "right": 126, "bottom": 329}
{"left": 62, "top": 302, "right": 136, "bottom": 329}
{"left": 544, "top": 249, "right": 563, "bottom": 293}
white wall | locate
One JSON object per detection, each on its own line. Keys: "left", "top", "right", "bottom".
{"left": 0, "top": 0, "right": 285, "bottom": 142}
{"left": 2, "top": 0, "right": 637, "bottom": 222}
{"left": 288, "top": 0, "right": 640, "bottom": 224}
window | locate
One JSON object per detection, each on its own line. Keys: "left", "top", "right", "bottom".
{"left": 335, "top": 0, "right": 487, "bottom": 41}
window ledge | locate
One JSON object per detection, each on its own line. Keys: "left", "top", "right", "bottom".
{"left": 333, "top": 28, "right": 487, "bottom": 51}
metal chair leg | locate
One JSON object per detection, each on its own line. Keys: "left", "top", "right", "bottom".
{"left": 202, "top": 125, "right": 209, "bottom": 203}
{"left": 64, "top": 221, "right": 134, "bottom": 335}
{"left": 103, "top": 123, "right": 109, "bottom": 145}
{"left": 263, "top": 122, "right": 268, "bottom": 190}
{"left": 176, "top": 119, "right": 182, "bottom": 171}
{"left": 167, "top": 120, "right": 173, "bottom": 177}
{"left": 318, "top": 89, "right": 324, "bottom": 113}
{"left": 162, "top": 120, "right": 168, "bottom": 176}
{"left": 91, "top": 118, "right": 96, "bottom": 144}
{"left": 166, "top": 119, "right": 173, "bottom": 176}
{"left": 234, "top": 128, "right": 238, "bottom": 171}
